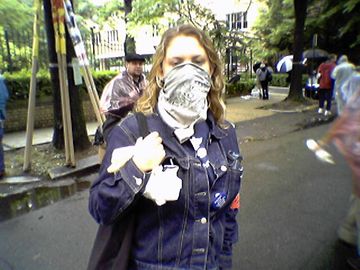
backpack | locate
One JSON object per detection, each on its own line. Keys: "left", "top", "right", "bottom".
{"left": 266, "top": 70, "right": 273, "bottom": 82}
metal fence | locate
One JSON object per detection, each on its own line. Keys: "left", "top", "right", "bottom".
{"left": 0, "top": 28, "right": 129, "bottom": 73}
{"left": 1, "top": 28, "right": 249, "bottom": 79}
{"left": 0, "top": 28, "right": 49, "bottom": 72}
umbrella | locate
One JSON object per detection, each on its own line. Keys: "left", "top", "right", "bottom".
{"left": 302, "top": 48, "right": 329, "bottom": 60}
{"left": 276, "top": 55, "right": 293, "bottom": 73}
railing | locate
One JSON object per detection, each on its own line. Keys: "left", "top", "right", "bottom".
{"left": 0, "top": 28, "right": 126, "bottom": 73}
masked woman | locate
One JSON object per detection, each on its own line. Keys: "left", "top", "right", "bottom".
{"left": 88, "top": 24, "right": 243, "bottom": 270}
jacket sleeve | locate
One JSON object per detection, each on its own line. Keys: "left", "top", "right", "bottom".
{"left": 219, "top": 126, "right": 242, "bottom": 269}
{"left": 88, "top": 122, "right": 149, "bottom": 225}
{"left": 219, "top": 197, "right": 240, "bottom": 269}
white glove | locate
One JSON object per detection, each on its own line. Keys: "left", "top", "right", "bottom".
{"left": 107, "top": 146, "right": 135, "bottom": 173}
{"left": 143, "top": 165, "right": 182, "bottom": 206}
{"left": 306, "top": 139, "right": 335, "bottom": 164}
{"left": 107, "top": 132, "right": 165, "bottom": 174}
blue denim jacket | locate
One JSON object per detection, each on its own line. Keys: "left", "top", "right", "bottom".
{"left": 89, "top": 112, "right": 243, "bottom": 270}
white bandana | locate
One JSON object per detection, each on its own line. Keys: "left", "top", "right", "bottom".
{"left": 157, "top": 63, "right": 211, "bottom": 142}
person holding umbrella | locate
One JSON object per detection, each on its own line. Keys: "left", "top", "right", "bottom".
{"left": 317, "top": 54, "right": 336, "bottom": 116}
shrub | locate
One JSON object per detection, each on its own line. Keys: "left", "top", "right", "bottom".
{"left": 226, "top": 77, "right": 255, "bottom": 97}
{"left": 3, "top": 69, "right": 118, "bottom": 101}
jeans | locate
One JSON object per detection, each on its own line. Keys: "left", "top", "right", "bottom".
{"left": 0, "top": 125, "right": 4, "bottom": 172}
{"left": 318, "top": 88, "right": 333, "bottom": 111}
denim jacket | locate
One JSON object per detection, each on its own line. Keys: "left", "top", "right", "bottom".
{"left": 89, "top": 112, "right": 243, "bottom": 270}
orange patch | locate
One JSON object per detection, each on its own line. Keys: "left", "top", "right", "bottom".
{"left": 230, "top": 194, "right": 240, "bottom": 209}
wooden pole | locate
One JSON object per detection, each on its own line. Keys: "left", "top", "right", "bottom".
{"left": 51, "top": 0, "right": 75, "bottom": 166}
{"left": 23, "top": 0, "right": 41, "bottom": 172}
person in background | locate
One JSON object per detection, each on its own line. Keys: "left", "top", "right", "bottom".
{"left": 331, "top": 55, "right": 355, "bottom": 115}
{"left": 256, "top": 63, "right": 272, "bottom": 100}
{"left": 88, "top": 24, "right": 243, "bottom": 270}
{"left": 0, "top": 73, "right": 9, "bottom": 178}
{"left": 317, "top": 54, "right": 337, "bottom": 116}
{"left": 95, "top": 53, "right": 147, "bottom": 160}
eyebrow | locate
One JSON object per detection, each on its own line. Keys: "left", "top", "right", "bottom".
{"left": 167, "top": 54, "right": 206, "bottom": 61}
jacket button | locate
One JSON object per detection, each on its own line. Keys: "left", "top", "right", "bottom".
{"left": 134, "top": 176, "right": 142, "bottom": 186}
{"left": 200, "top": 217, "right": 207, "bottom": 224}
{"left": 220, "top": 165, "right": 227, "bottom": 172}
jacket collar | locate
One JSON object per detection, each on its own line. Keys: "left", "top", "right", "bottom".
{"left": 150, "top": 109, "right": 228, "bottom": 142}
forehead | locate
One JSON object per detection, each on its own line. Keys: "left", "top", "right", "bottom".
{"left": 165, "top": 35, "right": 206, "bottom": 58}
{"left": 126, "top": 60, "right": 144, "bottom": 65}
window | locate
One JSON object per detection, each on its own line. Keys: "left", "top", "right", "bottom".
{"left": 226, "top": 12, "right": 248, "bottom": 30}
{"left": 152, "top": 25, "right": 159, "bottom": 37}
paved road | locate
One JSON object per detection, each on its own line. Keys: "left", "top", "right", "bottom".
{"left": 233, "top": 123, "right": 353, "bottom": 270}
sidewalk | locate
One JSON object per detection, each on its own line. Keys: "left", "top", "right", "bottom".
{"left": 3, "top": 122, "right": 99, "bottom": 151}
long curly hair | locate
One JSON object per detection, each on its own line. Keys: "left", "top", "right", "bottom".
{"left": 136, "top": 24, "right": 226, "bottom": 125}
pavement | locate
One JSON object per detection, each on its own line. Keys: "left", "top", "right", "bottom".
{"left": 3, "top": 122, "right": 99, "bottom": 151}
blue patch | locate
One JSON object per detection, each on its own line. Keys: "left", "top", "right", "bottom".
{"left": 211, "top": 192, "right": 227, "bottom": 210}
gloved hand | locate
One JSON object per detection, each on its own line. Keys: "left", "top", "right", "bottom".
{"left": 143, "top": 164, "right": 182, "bottom": 206}
{"left": 306, "top": 139, "right": 335, "bottom": 164}
{"left": 132, "top": 132, "right": 165, "bottom": 172}
{"left": 107, "top": 132, "right": 165, "bottom": 173}
{"left": 107, "top": 146, "right": 135, "bottom": 173}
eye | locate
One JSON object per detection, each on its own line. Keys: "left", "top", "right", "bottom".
{"left": 193, "top": 60, "right": 205, "bottom": 66}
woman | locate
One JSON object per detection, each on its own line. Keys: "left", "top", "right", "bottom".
{"left": 89, "top": 24, "right": 243, "bottom": 270}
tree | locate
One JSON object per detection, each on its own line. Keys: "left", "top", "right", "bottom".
{"left": 43, "top": 0, "right": 90, "bottom": 151}
{"left": 287, "top": 0, "right": 307, "bottom": 101}
{"left": 305, "top": 0, "right": 360, "bottom": 63}
{"left": 124, "top": 0, "right": 135, "bottom": 54}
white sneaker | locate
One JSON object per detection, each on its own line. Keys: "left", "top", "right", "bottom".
{"left": 318, "top": 108, "right": 324, "bottom": 114}
{"left": 324, "top": 110, "right": 332, "bottom": 116}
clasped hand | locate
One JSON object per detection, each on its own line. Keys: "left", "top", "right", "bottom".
{"left": 132, "top": 132, "right": 165, "bottom": 172}
{"left": 107, "top": 132, "right": 165, "bottom": 173}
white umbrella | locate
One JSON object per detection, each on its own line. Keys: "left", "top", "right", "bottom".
{"left": 276, "top": 55, "right": 293, "bottom": 73}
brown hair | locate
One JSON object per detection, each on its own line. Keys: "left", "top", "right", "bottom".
{"left": 136, "top": 24, "right": 226, "bottom": 125}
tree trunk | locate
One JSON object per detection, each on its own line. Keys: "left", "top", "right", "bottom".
{"left": 43, "top": 0, "right": 90, "bottom": 150}
{"left": 124, "top": 0, "right": 136, "bottom": 54}
{"left": 287, "top": 0, "right": 308, "bottom": 101}
{"left": 43, "top": 0, "right": 63, "bottom": 148}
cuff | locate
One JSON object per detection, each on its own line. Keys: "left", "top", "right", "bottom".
{"left": 117, "top": 159, "right": 149, "bottom": 193}
{"left": 219, "top": 253, "right": 232, "bottom": 270}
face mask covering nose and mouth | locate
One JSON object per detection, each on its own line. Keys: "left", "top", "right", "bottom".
{"left": 157, "top": 62, "right": 212, "bottom": 142}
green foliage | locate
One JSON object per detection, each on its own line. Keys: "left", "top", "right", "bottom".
{"left": 271, "top": 73, "right": 288, "bottom": 87}
{"left": 226, "top": 77, "right": 255, "bottom": 97}
{"left": 2, "top": 69, "right": 118, "bottom": 101}
{"left": 0, "top": 0, "right": 33, "bottom": 31}
{"left": 253, "top": 0, "right": 360, "bottom": 63}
